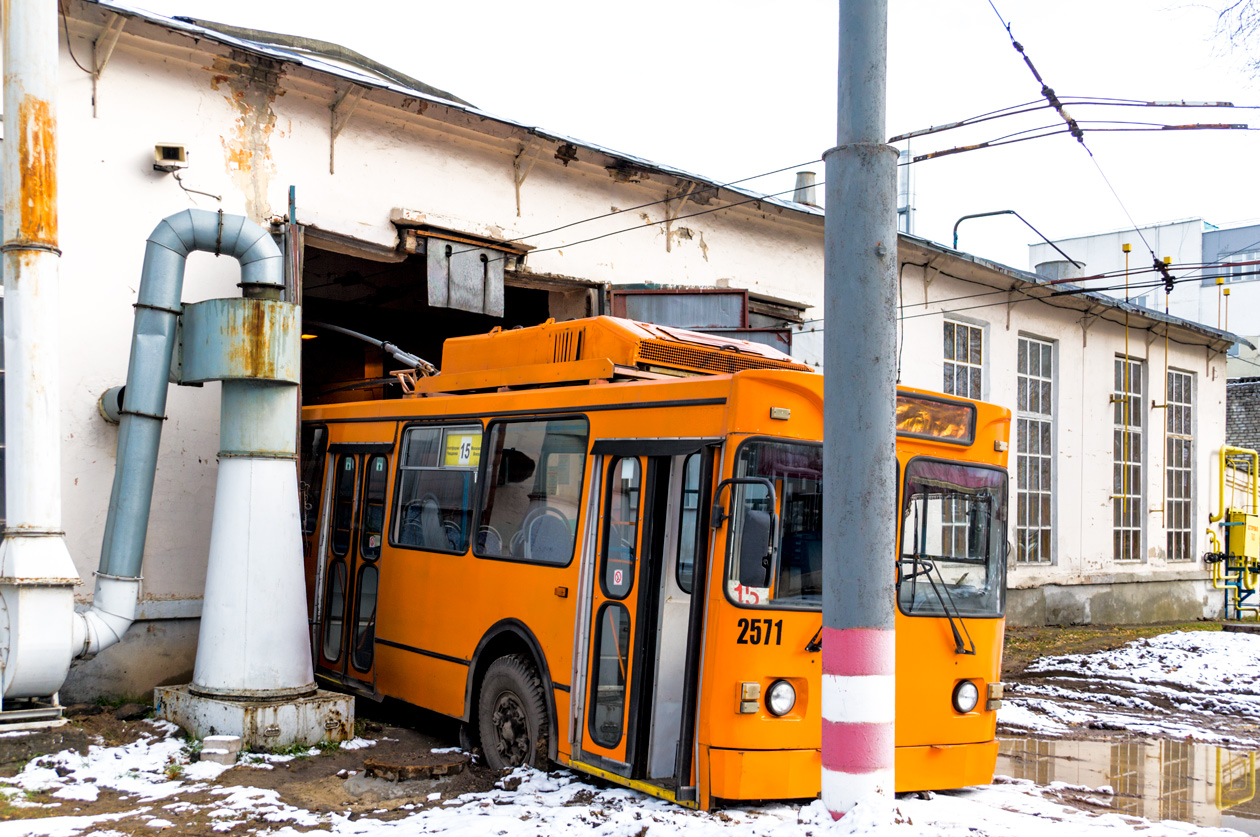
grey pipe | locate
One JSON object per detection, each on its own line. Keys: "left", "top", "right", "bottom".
{"left": 98, "top": 210, "right": 282, "bottom": 580}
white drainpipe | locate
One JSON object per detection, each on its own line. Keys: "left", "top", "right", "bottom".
{"left": 0, "top": 0, "right": 83, "bottom": 701}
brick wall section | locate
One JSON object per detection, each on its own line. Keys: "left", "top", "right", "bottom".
{"left": 1227, "top": 378, "right": 1260, "bottom": 454}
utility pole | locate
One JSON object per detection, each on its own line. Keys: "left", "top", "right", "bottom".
{"left": 821, "top": 0, "right": 898, "bottom": 817}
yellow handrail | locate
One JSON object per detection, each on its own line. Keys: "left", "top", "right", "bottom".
{"left": 1213, "top": 445, "right": 1260, "bottom": 522}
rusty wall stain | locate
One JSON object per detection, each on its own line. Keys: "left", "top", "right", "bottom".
{"left": 213, "top": 51, "right": 282, "bottom": 224}
{"left": 17, "top": 96, "right": 57, "bottom": 246}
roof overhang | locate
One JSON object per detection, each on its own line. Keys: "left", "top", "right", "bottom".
{"left": 900, "top": 234, "right": 1253, "bottom": 353}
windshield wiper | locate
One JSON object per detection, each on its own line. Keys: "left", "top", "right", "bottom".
{"left": 805, "top": 626, "right": 822, "bottom": 653}
{"left": 898, "top": 554, "right": 976, "bottom": 656}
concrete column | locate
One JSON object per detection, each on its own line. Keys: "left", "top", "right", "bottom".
{"left": 821, "top": 0, "right": 899, "bottom": 816}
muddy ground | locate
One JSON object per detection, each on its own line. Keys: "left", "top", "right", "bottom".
{"left": 0, "top": 621, "right": 1227, "bottom": 833}
{"left": 0, "top": 699, "right": 514, "bottom": 833}
{"left": 1000, "top": 620, "right": 1220, "bottom": 681}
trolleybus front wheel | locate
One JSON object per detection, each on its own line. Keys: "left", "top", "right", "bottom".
{"left": 477, "top": 655, "right": 549, "bottom": 770}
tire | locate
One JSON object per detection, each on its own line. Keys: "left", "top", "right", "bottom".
{"left": 477, "top": 654, "right": 549, "bottom": 770}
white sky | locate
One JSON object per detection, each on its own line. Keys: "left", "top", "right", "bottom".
{"left": 130, "top": 0, "right": 1260, "bottom": 272}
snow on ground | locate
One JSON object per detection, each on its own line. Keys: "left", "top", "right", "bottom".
{"left": 999, "top": 629, "right": 1260, "bottom": 745}
{"left": 2, "top": 629, "right": 1257, "bottom": 837}
{"left": 0, "top": 737, "right": 1247, "bottom": 837}
{"left": 0, "top": 720, "right": 1243, "bottom": 837}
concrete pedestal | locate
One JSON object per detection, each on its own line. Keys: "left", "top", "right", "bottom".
{"left": 154, "top": 685, "right": 353, "bottom": 750}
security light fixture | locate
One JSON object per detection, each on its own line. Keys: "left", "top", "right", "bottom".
{"left": 153, "top": 144, "right": 188, "bottom": 173}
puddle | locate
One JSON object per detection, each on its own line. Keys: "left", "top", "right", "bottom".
{"left": 999, "top": 738, "right": 1260, "bottom": 834}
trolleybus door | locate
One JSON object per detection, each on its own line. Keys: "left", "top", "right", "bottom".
{"left": 315, "top": 443, "right": 392, "bottom": 692}
{"left": 578, "top": 447, "right": 713, "bottom": 791}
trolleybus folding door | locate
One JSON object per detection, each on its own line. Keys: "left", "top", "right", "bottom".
{"left": 316, "top": 442, "right": 392, "bottom": 691}
{"left": 578, "top": 445, "right": 713, "bottom": 794}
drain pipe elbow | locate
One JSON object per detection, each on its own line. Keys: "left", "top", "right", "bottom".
{"left": 72, "top": 575, "right": 141, "bottom": 658}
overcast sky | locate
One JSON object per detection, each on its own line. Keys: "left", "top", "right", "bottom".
{"left": 132, "top": 0, "right": 1260, "bottom": 273}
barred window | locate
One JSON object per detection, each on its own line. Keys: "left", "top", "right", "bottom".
{"left": 1166, "top": 371, "right": 1193, "bottom": 560}
{"left": 943, "top": 320, "right": 983, "bottom": 399}
{"left": 1016, "top": 337, "right": 1053, "bottom": 564}
{"left": 1113, "top": 357, "right": 1143, "bottom": 562}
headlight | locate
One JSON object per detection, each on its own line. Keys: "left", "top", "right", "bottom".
{"left": 952, "top": 680, "right": 980, "bottom": 714}
{"left": 766, "top": 679, "right": 796, "bottom": 716}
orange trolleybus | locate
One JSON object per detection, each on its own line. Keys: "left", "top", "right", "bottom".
{"left": 300, "top": 316, "right": 1009, "bottom": 809}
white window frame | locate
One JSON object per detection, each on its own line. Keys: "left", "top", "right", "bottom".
{"left": 1113, "top": 356, "right": 1144, "bottom": 563}
{"left": 943, "top": 319, "right": 983, "bottom": 400}
{"left": 1223, "top": 251, "right": 1260, "bottom": 283}
{"left": 1165, "top": 369, "right": 1194, "bottom": 561}
{"left": 1016, "top": 336, "right": 1054, "bottom": 564}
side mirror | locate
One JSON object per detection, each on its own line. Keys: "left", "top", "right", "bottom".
{"left": 713, "top": 476, "right": 780, "bottom": 571}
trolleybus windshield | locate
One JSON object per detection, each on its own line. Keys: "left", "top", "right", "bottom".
{"left": 726, "top": 439, "right": 822, "bottom": 608}
{"left": 897, "top": 459, "right": 1007, "bottom": 618}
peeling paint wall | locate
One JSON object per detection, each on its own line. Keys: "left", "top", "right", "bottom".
{"left": 211, "top": 51, "right": 282, "bottom": 224}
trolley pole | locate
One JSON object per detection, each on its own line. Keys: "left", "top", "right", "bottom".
{"left": 821, "top": 0, "right": 898, "bottom": 817}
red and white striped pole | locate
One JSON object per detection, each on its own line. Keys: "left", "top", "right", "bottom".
{"left": 821, "top": 0, "right": 898, "bottom": 817}
{"left": 820, "top": 628, "right": 895, "bottom": 809}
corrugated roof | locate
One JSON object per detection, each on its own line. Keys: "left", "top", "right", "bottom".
{"left": 88, "top": 0, "right": 821, "bottom": 221}
{"left": 904, "top": 233, "right": 1253, "bottom": 351}
{"left": 85, "top": 2, "right": 1249, "bottom": 352}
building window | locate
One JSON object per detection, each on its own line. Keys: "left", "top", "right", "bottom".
{"left": 1016, "top": 337, "right": 1053, "bottom": 564}
{"left": 1166, "top": 371, "right": 1193, "bottom": 561}
{"left": 943, "top": 320, "right": 982, "bottom": 399}
{"left": 1224, "top": 251, "right": 1260, "bottom": 283}
{"left": 1113, "top": 357, "right": 1144, "bottom": 562}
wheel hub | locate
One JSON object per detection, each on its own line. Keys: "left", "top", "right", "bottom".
{"left": 491, "top": 690, "right": 530, "bottom": 765}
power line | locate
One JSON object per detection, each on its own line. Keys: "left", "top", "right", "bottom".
{"left": 511, "top": 182, "right": 819, "bottom": 263}
{"left": 442, "top": 157, "right": 821, "bottom": 260}
{"left": 984, "top": 0, "right": 1161, "bottom": 264}
{"left": 902, "top": 122, "right": 1251, "bottom": 165}
{"left": 890, "top": 97, "right": 1253, "bottom": 145}
{"left": 896, "top": 260, "right": 1260, "bottom": 312}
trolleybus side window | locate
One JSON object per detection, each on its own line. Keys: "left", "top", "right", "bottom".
{"left": 726, "top": 440, "right": 823, "bottom": 608}
{"left": 392, "top": 424, "right": 482, "bottom": 553}
{"left": 589, "top": 602, "right": 631, "bottom": 748}
{"left": 331, "top": 455, "right": 357, "bottom": 556}
{"left": 602, "top": 457, "right": 642, "bottom": 598}
{"left": 898, "top": 458, "right": 1007, "bottom": 618}
{"left": 300, "top": 424, "right": 328, "bottom": 535}
{"left": 476, "top": 417, "right": 588, "bottom": 565}
{"left": 351, "top": 564, "right": 378, "bottom": 672}
{"left": 677, "top": 452, "right": 701, "bottom": 594}
{"left": 323, "top": 453, "right": 357, "bottom": 661}
{"left": 323, "top": 562, "right": 347, "bottom": 661}
{"left": 360, "top": 455, "right": 389, "bottom": 560}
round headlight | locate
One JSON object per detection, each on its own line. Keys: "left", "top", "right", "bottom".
{"left": 766, "top": 679, "right": 796, "bottom": 716}
{"left": 952, "top": 680, "right": 980, "bottom": 714}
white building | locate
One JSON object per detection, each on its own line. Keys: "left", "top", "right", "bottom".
{"left": 9, "top": 0, "right": 1244, "bottom": 699}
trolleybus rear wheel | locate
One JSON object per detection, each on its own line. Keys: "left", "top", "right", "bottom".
{"left": 477, "top": 654, "right": 549, "bottom": 770}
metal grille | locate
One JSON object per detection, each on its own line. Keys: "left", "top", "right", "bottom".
{"left": 1166, "top": 371, "right": 1193, "bottom": 560}
{"left": 1113, "top": 357, "right": 1143, "bottom": 563}
{"left": 636, "top": 339, "right": 812, "bottom": 375}
{"left": 552, "top": 327, "right": 584, "bottom": 363}
{"left": 1017, "top": 337, "right": 1054, "bottom": 564}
